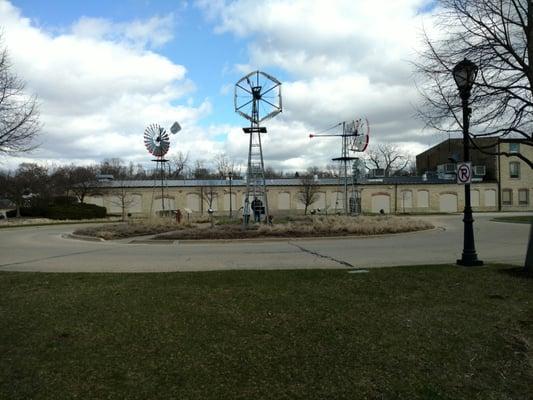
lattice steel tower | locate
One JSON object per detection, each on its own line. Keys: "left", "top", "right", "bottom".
{"left": 310, "top": 118, "right": 369, "bottom": 215}
{"left": 235, "top": 71, "right": 282, "bottom": 225}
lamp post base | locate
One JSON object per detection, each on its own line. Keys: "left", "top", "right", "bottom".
{"left": 456, "top": 257, "right": 484, "bottom": 267}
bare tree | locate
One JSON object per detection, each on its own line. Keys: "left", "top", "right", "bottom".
{"left": 365, "top": 144, "right": 412, "bottom": 177}
{"left": 306, "top": 166, "right": 320, "bottom": 177}
{"left": 415, "top": 0, "right": 533, "bottom": 273}
{"left": 201, "top": 184, "right": 218, "bottom": 212}
{"left": 415, "top": 0, "right": 533, "bottom": 167}
{"left": 70, "top": 166, "right": 98, "bottom": 203}
{"left": 99, "top": 158, "right": 127, "bottom": 178}
{"left": 324, "top": 163, "right": 339, "bottom": 178}
{"left": 169, "top": 151, "right": 189, "bottom": 178}
{"left": 0, "top": 37, "right": 40, "bottom": 155}
{"left": 109, "top": 183, "right": 136, "bottom": 221}
{"left": 306, "top": 165, "right": 337, "bottom": 178}
{"left": 201, "top": 184, "right": 219, "bottom": 226}
{"left": 0, "top": 163, "right": 49, "bottom": 216}
{"left": 192, "top": 159, "right": 213, "bottom": 179}
{"left": 48, "top": 164, "right": 98, "bottom": 202}
{"left": 0, "top": 171, "right": 23, "bottom": 216}
{"left": 264, "top": 166, "right": 284, "bottom": 178}
{"left": 297, "top": 174, "right": 320, "bottom": 215}
{"left": 213, "top": 153, "right": 236, "bottom": 178}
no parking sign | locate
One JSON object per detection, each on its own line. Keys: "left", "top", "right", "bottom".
{"left": 456, "top": 162, "right": 472, "bottom": 184}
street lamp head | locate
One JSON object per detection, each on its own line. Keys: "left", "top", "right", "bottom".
{"left": 228, "top": 171, "right": 233, "bottom": 178}
{"left": 453, "top": 58, "right": 478, "bottom": 98}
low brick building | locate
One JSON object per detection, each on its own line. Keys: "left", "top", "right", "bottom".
{"left": 85, "top": 138, "right": 531, "bottom": 216}
{"left": 416, "top": 138, "right": 532, "bottom": 211}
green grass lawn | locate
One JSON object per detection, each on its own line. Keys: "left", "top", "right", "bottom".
{"left": 492, "top": 215, "right": 533, "bottom": 224}
{"left": 1, "top": 266, "right": 532, "bottom": 400}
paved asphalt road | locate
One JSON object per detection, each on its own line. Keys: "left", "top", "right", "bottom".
{"left": 0, "top": 213, "right": 530, "bottom": 273}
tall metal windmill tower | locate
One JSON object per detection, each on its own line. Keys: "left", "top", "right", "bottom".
{"left": 310, "top": 118, "right": 369, "bottom": 214}
{"left": 235, "top": 71, "right": 282, "bottom": 225}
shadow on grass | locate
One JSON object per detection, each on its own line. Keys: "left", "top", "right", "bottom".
{"left": 497, "top": 266, "right": 533, "bottom": 279}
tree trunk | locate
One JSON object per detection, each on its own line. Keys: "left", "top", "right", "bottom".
{"left": 524, "top": 0, "right": 533, "bottom": 274}
{"left": 524, "top": 222, "right": 533, "bottom": 274}
{"left": 16, "top": 204, "right": 20, "bottom": 218}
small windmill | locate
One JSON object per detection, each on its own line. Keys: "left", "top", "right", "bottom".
{"left": 310, "top": 118, "right": 370, "bottom": 214}
{"left": 234, "top": 71, "right": 282, "bottom": 226}
{"left": 144, "top": 121, "right": 181, "bottom": 212}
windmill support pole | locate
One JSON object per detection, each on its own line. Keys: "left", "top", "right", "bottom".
{"left": 343, "top": 123, "right": 348, "bottom": 215}
{"left": 257, "top": 128, "right": 269, "bottom": 222}
{"left": 160, "top": 160, "right": 165, "bottom": 211}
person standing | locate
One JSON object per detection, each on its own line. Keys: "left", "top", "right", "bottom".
{"left": 251, "top": 196, "right": 263, "bottom": 222}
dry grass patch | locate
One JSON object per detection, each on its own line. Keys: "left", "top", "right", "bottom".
{"left": 156, "top": 215, "right": 434, "bottom": 240}
{"left": 75, "top": 219, "right": 192, "bottom": 240}
{"left": 259, "top": 215, "right": 434, "bottom": 236}
{"left": 75, "top": 215, "right": 434, "bottom": 241}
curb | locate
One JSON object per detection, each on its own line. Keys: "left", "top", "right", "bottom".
{"left": 129, "top": 239, "right": 176, "bottom": 244}
{"left": 64, "top": 226, "right": 443, "bottom": 245}
{"left": 141, "top": 226, "right": 442, "bottom": 245}
{"left": 62, "top": 233, "right": 105, "bottom": 242}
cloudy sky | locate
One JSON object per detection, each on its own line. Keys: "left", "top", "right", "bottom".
{"left": 0, "top": 0, "right": 443, "bottom": 172}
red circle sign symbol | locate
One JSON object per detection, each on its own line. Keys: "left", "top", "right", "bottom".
{"left": 457, "top": 164, "right": 471, "bottom": 183}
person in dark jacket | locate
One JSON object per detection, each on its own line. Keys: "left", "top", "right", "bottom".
{"left": 251, "top": 196, "right": 263, "bottom": 222}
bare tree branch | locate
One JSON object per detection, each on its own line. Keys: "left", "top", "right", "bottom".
{"left": 414, "top": 0, "right": 533, "bottom": 155}
{"left": 0, "top": 35, "right": 40, "bottom": 155}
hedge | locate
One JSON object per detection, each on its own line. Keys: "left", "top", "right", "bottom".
{"left": 6, "top": 203, "right": 107, "bottom": 220}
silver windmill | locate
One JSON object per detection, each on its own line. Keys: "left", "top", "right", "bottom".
{"left": 234, "top": 70, "right": 282, "bottom": 226}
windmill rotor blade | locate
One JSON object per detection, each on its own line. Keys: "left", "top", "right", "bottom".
{"left": 236, "top": 82, "right": 252, "bottom": 94}
{"left": 261, "top": 97, "right": 280, "bottom": 110}
{"left": 260, "top": 84, "right": 279, "bottom": 97}
{"left": 144, "top": 123, "right": 170, "bottom": 157}
{"left": 236, "top": 98, "right": 254, "bottom": 111}
{"left": 235, "top": 70, "right": 282, "bottom": 123}
{"left": 259, "top": 70, "right": 281, "bottom": 85}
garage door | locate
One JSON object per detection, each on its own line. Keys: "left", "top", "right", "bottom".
{"left": 439, "top": 193, "right": 458, "bottom": 213}
{"left": 186, "top": 193, "right": 200, "bottom": 212}
{"left": 328, "top": 192, "right": 343, "bottom": 211}
{"left": 371, "top": 194, "right": 390, "bottom": 213}
{"left": 153, "top": 197, "right": 175, "bottom": 212}
{"left": 417, "top": 190, "right": 429, "bottom": 208}
{"left": 470, "top": 190, "right": 480, "bottom": 207}
{"left": 223, "top": 193, "right": 237, "bottom": 211}
{"left": 484, "top": 189, "right": 496, "bottom": 207}
{"left": 314, "top": 192, "right": 326, "bottom": 209}
{"left": 129, "top": 194, "right": 143, "bottom": 213}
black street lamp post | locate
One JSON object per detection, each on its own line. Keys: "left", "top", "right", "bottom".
{"left": 453, "top": 58, "right": 483, "bottom": 267}
{"left": 228, "top": 171, "right": 233, "bottom": 218}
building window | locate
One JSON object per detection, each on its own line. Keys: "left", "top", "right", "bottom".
{"left": 509, "top": 162, "right": 520, "bottom": 178}
{"left": 502, "top": 189, "right": 513, "bottom": 206}
{"left": 518, "top": 189, "right": 529, "bottom": 206}
{"left": 509, "top": 142, "right": 520, "bottom": 153}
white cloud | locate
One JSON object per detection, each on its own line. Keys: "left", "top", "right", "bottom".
{"left": 198, "top": 0, "right": 440, "bottom": 171}
{"left": 0, "top": 0, "right": 443, "bottom": 174}
{"left": 0, "top": 0, "right": 220, "bottom": 170}
{"left": 71, "top": 14, "right": 175, "bottom": 49}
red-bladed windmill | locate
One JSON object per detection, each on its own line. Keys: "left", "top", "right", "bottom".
{"left": 144, "top": 121, "right": 181, "bottom": 213}
{"left": 309, "top": 118, "right": 370, "bottom": 214}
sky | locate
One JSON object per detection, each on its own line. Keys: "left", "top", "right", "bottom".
{"left": 0, "top": 0, "right": 443, "bottom": 173}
